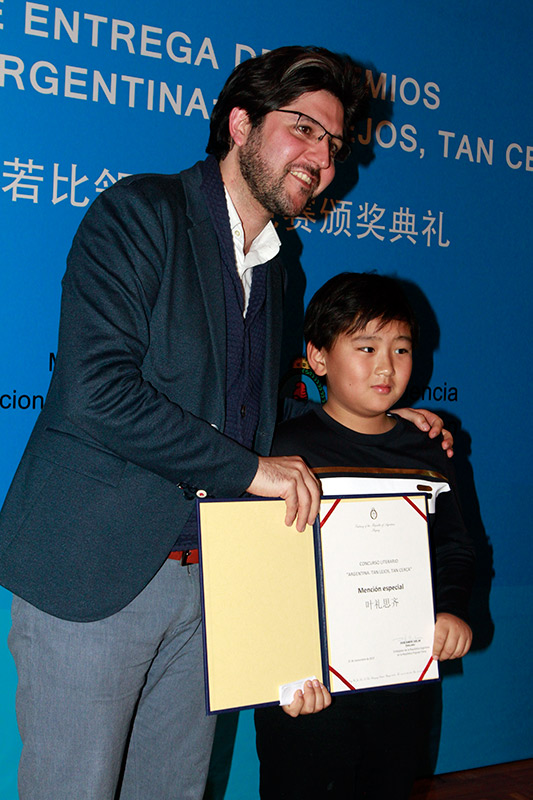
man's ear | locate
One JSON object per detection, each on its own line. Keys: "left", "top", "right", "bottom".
{"left": 306, "top": 341, "right": 327, "bottom": 377}
{"left": 228, "top": 107, "right": 252, "bottom": 147}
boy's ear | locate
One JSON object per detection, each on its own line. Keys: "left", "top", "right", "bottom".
{"left": 306, "top": 341, "right": 327, "bottom": 377}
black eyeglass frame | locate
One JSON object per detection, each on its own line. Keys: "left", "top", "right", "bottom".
{"left": 274, "top": 108, "right": 351, "bottom": 163}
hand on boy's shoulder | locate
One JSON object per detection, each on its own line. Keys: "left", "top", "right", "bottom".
{"left": 433, "top": 613, "right": 472, "bottom": 660}
{"left": 391, "top": 407, "right": 454, "bottom": 457}
{"left": 390, "top": 414, "right": 455, "bottom": 474}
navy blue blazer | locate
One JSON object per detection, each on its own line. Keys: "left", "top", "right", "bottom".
{"left": 0, "top": 161, "right": 284, "bottom": 621}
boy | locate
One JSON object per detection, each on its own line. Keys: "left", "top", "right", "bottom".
{"left": 254, "top": 272, "right": 474, "bottom": 799}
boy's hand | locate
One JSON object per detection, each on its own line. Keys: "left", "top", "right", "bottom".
{"left": 247, "top": 456, "right": 321, "bottom": 532}
{"left": 282, "top": 679, "right": 332, "bottom": 717}
{"left": 393, "top": 408, "right": 454, "bottom": 457}
{"left": 433, "top": 613, "right": 472, "bottom": 660}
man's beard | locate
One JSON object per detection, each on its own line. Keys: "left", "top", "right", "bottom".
{"left": 238, "top": 126, "right": 318, "bottom": 217}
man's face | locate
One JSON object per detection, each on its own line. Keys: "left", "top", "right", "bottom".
{"left": 238, "top": 90, "right": 344, "bottom": 218}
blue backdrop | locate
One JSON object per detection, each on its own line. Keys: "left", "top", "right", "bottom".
{"left": 0, "top": 1, "right": 531, "bottom": 797}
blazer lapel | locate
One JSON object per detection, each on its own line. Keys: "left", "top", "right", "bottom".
{"left": 182, "top": 165, "right": 227, "bottom": 410}
{"left": 255, "top": 255, "right": 284, "bottom": 455}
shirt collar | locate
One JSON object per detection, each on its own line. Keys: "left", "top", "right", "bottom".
{"left": 224, "top": 187, "right": 281, "bottom": 270}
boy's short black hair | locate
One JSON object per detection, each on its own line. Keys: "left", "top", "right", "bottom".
{"left": 304, "top": 272, "right": 419, "bottom": 350}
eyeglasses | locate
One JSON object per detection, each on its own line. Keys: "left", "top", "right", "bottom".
{"left": 274, "top": 109, "right": 350, "bottom": 163}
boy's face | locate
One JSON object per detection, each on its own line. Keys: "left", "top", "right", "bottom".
{"left": 307, "top": 318, "right": 413, "bottom": 434}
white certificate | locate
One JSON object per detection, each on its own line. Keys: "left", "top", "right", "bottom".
{"left": 320, "top": 494, "right": 439, "bottom": 692}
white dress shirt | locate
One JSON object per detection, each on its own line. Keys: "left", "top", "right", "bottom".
{"left": 224, "top": 187, "right": 281, "bottom": 315}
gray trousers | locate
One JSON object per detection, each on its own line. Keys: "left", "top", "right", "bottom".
{"left": 8, "top": 560, "right": 216, "bottom": 800}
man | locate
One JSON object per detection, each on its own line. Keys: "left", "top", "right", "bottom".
{"left": 0, "top": 46, "right": 448, "bottom": 799}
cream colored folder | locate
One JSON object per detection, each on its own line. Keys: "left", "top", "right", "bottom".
{"left": 198, "top": 498, "right": 325, "bottom": 713}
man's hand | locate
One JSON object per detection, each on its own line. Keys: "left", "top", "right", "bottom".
{"left": 394, "top": 407, "right": 454, "bottom": 457}
{"left": 433, "top": 613, "right": 472, "bottom": 660}
{"left": 282, "top": 679, "right": 332, "bottom": 717}
{"left": 247, "top": 456, "right": 321, "bottom": 532}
